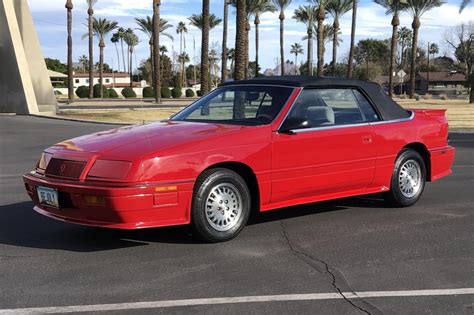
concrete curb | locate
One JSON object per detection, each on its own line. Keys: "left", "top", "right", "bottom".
{"left": 29, "top": 114, "right": 129, "bottom": 126}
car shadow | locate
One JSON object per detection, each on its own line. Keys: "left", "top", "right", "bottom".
{"left": 0, "top": 195, "right": 388, "bottom": 252}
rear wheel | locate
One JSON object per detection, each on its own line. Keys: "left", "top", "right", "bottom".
{"left": 384, "top": 149, "right": 426, "bottom": 207}
{"left": 191, "top": 168, "right": 251, "bottom": 242}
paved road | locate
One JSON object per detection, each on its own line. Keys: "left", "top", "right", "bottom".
{"left": 0, "top": 116, "right": 473, "bottom": 314}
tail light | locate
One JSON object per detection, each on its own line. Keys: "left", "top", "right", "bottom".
{"left": 36, "top": 153, "right": 53, "bottom": 174}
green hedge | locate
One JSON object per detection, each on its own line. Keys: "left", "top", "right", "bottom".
{"left": 196, "top": 90, "right": 203, "bottom": 97}
{"left": 185, "top": 89, "right": 195, "bottom": 97}
{"left": 171, "top": 88, "right": 182, "bottom": 98}
{"left": 93, "top": 84, "right": 109, "bottom": 98}
{"left": 108, "top": 89, "right": 119, "bottom": 98}
{"left": 143, "top": 87, "right": 155, "bottom": 98}
{"left": 121, "top": 87, "right": 137, "bottom": 98}
{"left": 75, "top": 86, "right": 89, "bottom": 98}
{"left": 161, "top": 87, "right": 171, "bottom": 98}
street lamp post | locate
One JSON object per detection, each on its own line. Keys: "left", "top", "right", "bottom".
{"left": 65, "top": 0, "right": 74, "bottom": 103}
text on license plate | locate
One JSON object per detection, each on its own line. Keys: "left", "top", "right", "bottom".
{"left": 37, "top": 186, "right": 59, "bottom": 208}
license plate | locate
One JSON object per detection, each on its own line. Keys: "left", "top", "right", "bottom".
{"left": 37, "top": 186, "right": 59, "bottom": 209}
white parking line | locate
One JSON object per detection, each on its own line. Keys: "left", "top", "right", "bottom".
{"left": 0, "top": 288, "right": 473, "bottom": 314}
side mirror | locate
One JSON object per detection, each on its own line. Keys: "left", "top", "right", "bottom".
{"left": 279, "top": 117, "right": 309, "bottom": 134}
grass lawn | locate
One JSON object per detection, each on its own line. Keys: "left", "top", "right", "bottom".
{"left": 57, "top": 98, "right": 474, "bottom": 130}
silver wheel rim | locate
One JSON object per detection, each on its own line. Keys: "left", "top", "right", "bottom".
{"left": 398, "top": 159, "right": 422, "bottom": 198}
{"left": 205, "top": 183, "right": 243, "bottom": 232}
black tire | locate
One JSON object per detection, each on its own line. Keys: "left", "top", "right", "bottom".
{"left": 191, "top": 168, "right": 251, "bottom": 242}
{"left": 384, "top": 149, "right": 426, "bottom": 207}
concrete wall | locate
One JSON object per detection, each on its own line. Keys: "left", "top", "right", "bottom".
{"left": 0, "top": 0, "right": 55, "bottom": 114}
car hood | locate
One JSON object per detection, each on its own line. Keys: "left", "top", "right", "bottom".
{"left": 48, "top": 121, "right": 259, "bottom": 160}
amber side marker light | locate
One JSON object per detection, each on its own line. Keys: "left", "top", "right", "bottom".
{"left": 84, "top": 195, "right": 106, "bottom": 205}
{"left": 155, "top": 186, "right": 177, "bottom": 192}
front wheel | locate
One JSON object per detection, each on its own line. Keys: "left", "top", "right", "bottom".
{"left": 191, "top": 168, "right": 251, "bottom": 242}
{"left": 384, "top": 149, "right": 426, "bottom": 207}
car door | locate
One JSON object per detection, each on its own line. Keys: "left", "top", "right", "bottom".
{"left": 271, "top": 88, "right": 379, "bottom": 204}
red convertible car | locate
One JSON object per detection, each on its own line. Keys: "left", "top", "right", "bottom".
{"left": 24, "top": 77, "right": 455, "bottom": 242}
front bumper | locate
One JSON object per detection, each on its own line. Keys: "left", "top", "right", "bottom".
{"left": 23, "top": 173, "right": 194, "bottom": 229}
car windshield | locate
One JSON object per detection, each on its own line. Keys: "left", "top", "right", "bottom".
{"left": 171, "top": 85, "right": 294, "bottom": 126}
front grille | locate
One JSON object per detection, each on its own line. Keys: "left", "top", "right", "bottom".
{"left": 45, "top": 158, "right": 86, "bottom": 180}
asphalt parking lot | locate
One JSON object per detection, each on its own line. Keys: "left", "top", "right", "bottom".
{"left": 0, "top": 116, "right": 473, "bottom": 314}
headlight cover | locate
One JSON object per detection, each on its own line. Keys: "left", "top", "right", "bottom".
{"left": 87, "top": 160, "right": 132, "bottom": 180}
{"left": 37, "top": 152, "right": 53, "bottom": 173}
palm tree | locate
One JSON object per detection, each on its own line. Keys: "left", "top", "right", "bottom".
{"left": 290, "top": 43, "right": 304, "bottom": 75}
{"left": 397, "top": 26, "right": 412, "bottom": 70}
{"left": 114, "top": 27, "right": 127, "bottom": 72}
{"left": 248, "top": 0, "right": 276, "bottom": 77}
{"left": 426, "top": 42, "right": 439, "bottom": 87}
{"left": 293, "top": 5, "right": 317, "bottom": 76}
{"left": 234, "top": 0, "right": 247, "bottom": 81}
{"left": 327, "top": 0, "right": 352, "bottom": 77}
{"left": 178, "top": 52, "right": 190, "bottom": 86}
{"left": 111, "top": 33, "right": 121, "bottom": 72}
{"left": 66, "top": 0, "right": 74, "bottom": 103}
{"left": 406, "top": 0, "right": 444, "bottom": 98}
{"left": 221, "top": 0, "right": 230, "bottom": 84}
{"left": 136, "top": 16, "right": 173, "bottom": 86}
{"left": 86, "top": 0, "right": 97, "bottom": 99}
{"left": 272, "top": 0, "right": 292, "bottom": 76}
{"left": 374, "top": 0, "right": 407, "bottom": 97}
{"left": 152, "top": 0, "right": 161, "bottom": 103}
{"left": 347, "top": 0, "right": 357, "bottom": 78}
{"left": 227, "top": 48, "right": 236, "bottom": 77}
{"left": 312, "top": 0, "right": 330, "bottom": 76}
{"left": 78, "top": 55, "right": 88, "bottom": 73}
{"left": 188, "top": 12, "right": 222, "bottom": 92}
{"left": 176, "top": 22, "right": 188, "bottom": 85}
{"left": 123, "top": 29, "right": 139, "bottom": 88}
{"left": 87, "top": 18, "right": 118, "bottom": 98}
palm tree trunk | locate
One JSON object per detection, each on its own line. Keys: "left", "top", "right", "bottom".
{"left": 388, "top": 14, "right": 399, "bottom": 97}
{"left": 307, "top": 31, "right": 313, "bottom": 76}
{"left": 149, "top": 41, "right": 154, "bottom": 87}
{"left": 120, "top": 39, "right": 126, "bottom": 72}
{"left": 244, "top": 21, "right": 250, "bottom": 79}
{"left": 332, "top": 18, "right": 339, "bottom": 77}
{"left": 347, "top": 0, "right": 357, "bottom": 78}
{"left": 295, "top": 54, "right": 298, "bottom": 75}
{"left": 409, "top": 17, "right": 420, "bottom": 99}
{"left": 317, "top": 14, "right": 324, "bottom": 77}
{"left": 115, "top": 43, "right": 121, "bottom": 73}
{"left": 234, "top": 1, "right": 246, "bottom": 81}
{"left": 255, "top": 18, "right": 260, "bottom": 77}
{"left": 66, "top": 0, "right": 74, "bottom": 103}
{"left": 99, "top": 40, "right": 104, "bottom": 98}
{"left": 153, "top": 0, "right": 161, "bottom": 103}
{"left": 201, "top": 0, "right": 210, "bottom": 94}
{"left": 221, "top": 0, "right": 228, "bottom": 84}
{"left": 88, "top": 9, "right": 94, "bottom": 99}
{"left": 279, "top": 13, "right": 285, "bottom": 75}
{"left": 129, "top": 48, "right": 133, "bottom": 88}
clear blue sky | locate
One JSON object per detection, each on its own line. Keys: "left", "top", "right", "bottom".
{"left": 28, "top": 0, "right": 473, "bottom": 72}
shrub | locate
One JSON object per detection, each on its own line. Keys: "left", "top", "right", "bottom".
{"left": 93, "top": 84, "right": 109, "bottom": 98}
{"left": 196, "top": 90, "right": 203, "bottom": 97}
{"left": 75, "top": 86, "right": 89, "bottom": 98}
{"left": 121, "top": 87, "right": 137, "bottom": 98}
{"left": 143, "top": 87, "right": 155, "bottom": 98}
{"left": 185, "top": 89, "right": 195, "bottom": 97}
{"left": 415, "top": 94, "right": 420, "bottom": 101}
{"left": 172, "top": 88, "right": 182, "bottom": 98}
{"left": 108, "top": 89, "right": 119, "bottom": 98}
{"left": 440, "top": 93, "right": 449, "bottom": 100}
{"left": 161, "top": 87, "right": 171, "bottom": 98}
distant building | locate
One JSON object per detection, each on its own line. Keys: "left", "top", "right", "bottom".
{"left": 72, "top": 72, "right": 142, "bottom": 88}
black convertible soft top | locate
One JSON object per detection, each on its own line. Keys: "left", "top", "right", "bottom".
{"left": 220, "top": 76, "right": 411, "bottom": 121}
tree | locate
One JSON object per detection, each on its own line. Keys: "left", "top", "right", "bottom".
{"left": 153, "top": 0, "right": 162, "bottom": 103}
{"left": 136, "top": 16, "right": 173, "bottom": 86}
{"left": 293, "top": 5, "right": 317, "bottom": 76}
{"left": 374, "top": 0, "right": 407, "bottom": 97}
{"left": 221, "top": 0, "right": 230, "bottom": 83}
{"left": 312, "top": 0, "right": 330, "bottom": 76}
{"left": 290, "top": 43, "right": 304, "bottom": 74}
{"left": 86, "top": 0, "right": 97, "bottom": 99}
{"left": 248, "top": 0, "right": 276, "bottom": 77}
{"left": 235, "top": 0, "right": 247, "bottom": 81}
{"left": 397, "top": 26, "right": 412, "bottom": 69}
{"left": 87, "top": 17, "right": 118, "bottom": 98}
{"left": 406, "top": 0, "right": 444, "bottom": 98}
{"left": 78, "top": 55, "right": 89, "bottom": 73}
{"left": 65, "top": 0, "right": 74, "bottom": 103}
{"left": 272, "top": 0, "right": 292, "bottom": 76}
{"left": 45, "top": 58, "right": 67, "bottom": 74}
{"left": 354, "top": 38, "right": 390, "bottom": 80}
{"left": 227, "top": 48, "right": 236, "bottom": 77}
{"left": 347, "top": 0, "right": 357, "bottom": 78}
{"left": 176, "top": 22, "right": 188, "bottom": 86}
{"left": 113, "top": 27, "right": 127, "bottom": 72}
{"left": 111, "top": 33, "right": 121, "bottom": 72}
{"left": 123, "top": 30, "right": 139, "bottom": 88}
{"left": 178, "top": 52, "right": 190, "bottom": 86}
{"left": 188, "top": 13, "right": 222, "bottom": 30}
{"left": 327, "top": 0, "right": 352, "bottom": 77}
